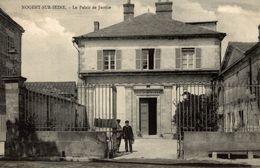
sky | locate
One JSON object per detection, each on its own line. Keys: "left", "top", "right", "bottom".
{"left": 0, "top": 0, "right": 260, "bottom": 82}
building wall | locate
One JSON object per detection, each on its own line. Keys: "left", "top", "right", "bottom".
{"left": 77, "top": 37, "right": 221, "bottom": 135}
{"left": 79, "top": 38, "right": 220, "bottom": 73}
{"left": 0, "top": 11, "right": 23, "bottom": 115}
{"left": 220, "top": 47, "right": 260, "bottom": 132}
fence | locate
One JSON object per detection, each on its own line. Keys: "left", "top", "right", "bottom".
{"left": 176, "top": 83, "right": 260, "bottom": 158}
{"left": 22, "top": 89, "right": 88, "bottom": 131}
{"left": 175, "top": 83, "right": 218, "bottom": 158}
{"left": 218, "top": 84, "right": 260, "bottom": 132}
{"left": 77, "top": 84, "right": 117, "bottom": 131}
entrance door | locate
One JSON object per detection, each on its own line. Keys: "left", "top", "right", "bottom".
{"left": 139, "top": 98, "right": 157, "bottom": 135}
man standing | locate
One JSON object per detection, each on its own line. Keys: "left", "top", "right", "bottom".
{"left": 123, "top": 120, "right": 134, "bottom": 152}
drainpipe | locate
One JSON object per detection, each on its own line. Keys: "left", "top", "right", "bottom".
{"left": 73, "top": 41, "right": 81, "bottom": 79}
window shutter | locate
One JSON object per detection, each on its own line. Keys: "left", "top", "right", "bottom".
{"left": 155, "top": 49, "right": 161, "bottom": 69}
{"left": 116, "top": 50, "right": 122, "bottom": 70}
{"left": 97, "top": 50, "right": 103, "bottom": 70}
{"left": 196, "top": 48, "right": 201, "bottom": 68}
{"left": 175, "top": 48, "right": 181, "bottom": 69}
{"left": 136, "top": 49, "right": 142, "bottom": 69}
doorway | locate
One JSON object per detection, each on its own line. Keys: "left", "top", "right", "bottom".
{"left": 139, "top": 98, "right": 157, "bottom": 135}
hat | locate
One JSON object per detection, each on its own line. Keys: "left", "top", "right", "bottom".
{"left": 116, "top": 119, "right": 121, "bottom": 122}
{"left": 125, "top": 120, "right": 129, "bottom": 123}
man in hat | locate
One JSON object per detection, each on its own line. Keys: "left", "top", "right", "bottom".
{"left": 123, "top": 120, "right": 134, "bottom": 152}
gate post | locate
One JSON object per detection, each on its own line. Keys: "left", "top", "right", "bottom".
{"left": 2, "top": 76, "right": 26, "bottom": 156}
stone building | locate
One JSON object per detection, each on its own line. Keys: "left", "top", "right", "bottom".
{"left": 0, "top": 8, "right": 24, "bottom": 114}
{"left": 0, "top": 8, "right": 24, "bottom": 155}
{"left": 73, "top": 0, "right": 226, "bottom": 136}
{"left": 218, "top": 26, "right": 260, "bottom": 132}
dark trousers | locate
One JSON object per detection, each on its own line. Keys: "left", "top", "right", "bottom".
{"left": 124, "top": 139, "right": 132, "bottom": 152}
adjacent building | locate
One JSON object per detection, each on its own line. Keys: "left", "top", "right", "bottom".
{"left": 0, "top": 8, "right": 24, "bottom": 155}
{"left": 73, "top": 0, "right": 226, "bottom": 136}
{"left": 218, "top": 26, "right": 260, "bottom": 132}
{"left": 0, "top": 8, "right": 24, "bottom": 114}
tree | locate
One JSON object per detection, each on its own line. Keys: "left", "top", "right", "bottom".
{"left": 174, "top": 92, "right": 218, "bottom": 135}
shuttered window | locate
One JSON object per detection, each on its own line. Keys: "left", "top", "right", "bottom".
{"left": 155, "top": 49, "right": 161, "bottom": 69}
{"left": 116, "top": 50, "right": 122, "bottom": 70}
{"left": 136, "top": 48, "right": 160, "bottom": 70}
{"left": 176, "top": 48, "right": 202, "bottom": 69}
{"left": 97, "top": 50, "right": 121, "bottom": 71}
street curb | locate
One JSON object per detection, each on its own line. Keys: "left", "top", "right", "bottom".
{"left": 0, "top": 156, "right": 91, "bottom": 162}
{"left": 92, "top": 158, "right": 252, "bottom": 167}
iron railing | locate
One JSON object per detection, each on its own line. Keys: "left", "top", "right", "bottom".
{"left": 22, "top": 89, "right": 88, "bottom": 131}
{"left": 175, "top": 83, "right": 218, "bottom": 159}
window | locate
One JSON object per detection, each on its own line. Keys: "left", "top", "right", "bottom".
{"left": 136, "top": 49, "right": 160, "bottom": 70}
{"left": 7, "top": 36, "right": 14, "bottom": 54}
{"left": 97, "top": 50, "right": 121, "bottom": 71}
{"left": 103, "top": 50, "right": 115, "bottom": 70}
{"left": 176, "top": 48, "right": 201, "bottom": 69}
{"left": 142, "top": 49, "right": 154, "bottom": 70}
{"left": 182, "top": 48, "right": 195, "bottom": 69}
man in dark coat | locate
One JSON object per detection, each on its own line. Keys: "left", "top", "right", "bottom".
{"left": 123, "top": 120, "right": 134, "bottom": 152}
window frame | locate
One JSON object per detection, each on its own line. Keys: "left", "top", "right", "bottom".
{"left": 181, "top": 48, "right": 195, "bottom": 70}
{"left": 141, "top": 48, "right": 155, "bottom": 70}
{"left": 103, "top": 50, "right": 116, "bottom": 71}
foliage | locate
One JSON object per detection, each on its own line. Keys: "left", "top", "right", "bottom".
{"left": 174, "top": 92, "right": 218, "bottom": 133}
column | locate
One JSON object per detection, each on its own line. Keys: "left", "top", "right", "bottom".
{"left": 160, "top": 85, "right": 172, "bottom": 135}
{"left": 172, "top": 85, "right": 177, "bottom": 134}
{"left": 2, "top": 76, "right": 26, "bottom": 157}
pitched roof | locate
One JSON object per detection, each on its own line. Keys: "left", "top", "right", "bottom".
{"left": 25, "top": 82, "right": 77, "bottom": 97}
{"left": 229, "top": 42, "right": 257, "bottom": 53}
{"left": 0, "top": 8, "right": 24, "bottom": 32}
{"left": 74, "top": 13, "right": 225, "bottom": 41}
{"left": 221, "top": 42, "right": 257, "bottom": 72}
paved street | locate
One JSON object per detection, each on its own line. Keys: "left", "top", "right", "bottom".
{"left": 115, "top": 137, "right": 178, "bottom": 159}
{"left": 0, "top": 161, "right": 254, "bottom": 168}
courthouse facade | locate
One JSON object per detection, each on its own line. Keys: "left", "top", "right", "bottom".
{"left": 73, "top": 0, "right": 226, "bottom": 136}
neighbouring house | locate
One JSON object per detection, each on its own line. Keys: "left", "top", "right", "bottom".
{"left": 217, "top": 26, "right": 260, "bottom": 132}
{"left": 0, "top": 8, "right": 24, "bottom": 114}
{"left": 0, "top": 8, "right": 24, "bottom": 155}
{"left": 73, "top": 0, "right": 226, "bottom": 136}
{"left": 25, "top": 81, "right": 77, "bottom": 100}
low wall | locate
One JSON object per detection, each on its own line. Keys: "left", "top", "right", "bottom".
{"left": 5, "top": 131, "right": 107, "bottom": 158}
{"left": 183, "top": 132, "right": 260, "bottom": 159}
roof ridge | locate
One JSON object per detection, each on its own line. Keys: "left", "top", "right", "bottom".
{"left": 73, "top": 12, "right": 226, "bottom": 40}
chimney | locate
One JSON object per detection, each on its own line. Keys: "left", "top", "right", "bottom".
{"left": 258, "top": 25, "right": 260, "bottom": 42}
{"left": 155, "top": 0, "right": 173, "bottom": 20}
{"left": 94, "top": 21, "right": 99, "bottom": 32}
{"left": 123, "top": 0, "right": 134, "bottom": 21}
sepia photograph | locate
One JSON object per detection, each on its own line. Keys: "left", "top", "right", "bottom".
{"left": 0, "top": 0, "right": 260, "bottom": 167}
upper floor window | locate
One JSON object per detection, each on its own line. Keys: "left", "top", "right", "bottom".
{"left": 7, "top": 36, "right": 14, "bottom": 51}
{"left": 97, "top": 49, "right": 121, "bottom": 71}
{"left": 103, "top": 50, "right": 115, "bottom": 70}
{"left": 176, "top": 48, "right": 201, "bottom": 69}
{"left": 142, "top": 49, "right": 154, "bottom": 70}
{"left": 181, "top": 48, "right": 194, "bottom": 69}
{"left": 136, "top": 48, "right": 161, "bottom": 70}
